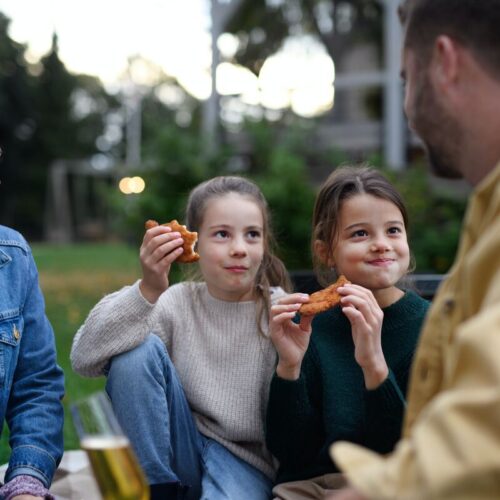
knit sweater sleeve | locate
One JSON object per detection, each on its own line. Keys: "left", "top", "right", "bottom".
{"left": 265, "top": 344, "right": 324, "bottom": 472}
{"left": 363, "top": 295, "right": 427, "bottom": 453}
{"left": 363, "top": 369, "right": 406, "bottom": 453}
{"left": 70, "top": 280, "right": 169, "bottom": 377}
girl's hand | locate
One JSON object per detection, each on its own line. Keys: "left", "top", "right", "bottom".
{"left": 139, "top": 224, "right": 185, "bottom": 303}
{"left": 339, "top": 284, "right": 388, "bottom": 389}
{"left": 270, "top": 293, "right": 314, "bottom": 381}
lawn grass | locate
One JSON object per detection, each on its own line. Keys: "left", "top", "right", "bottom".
{"left": 0, "top": 243, "right": 142, "bottom": 463}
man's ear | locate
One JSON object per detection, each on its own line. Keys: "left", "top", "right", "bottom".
{"left": 314, "top": 240, "right": 333, "bottom": 267}
{"left": 432, "top": 35, "right": 460, "bottom": 90}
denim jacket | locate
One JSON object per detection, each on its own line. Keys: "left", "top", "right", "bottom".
{"left": 0, "top": 226, "right": 64, "bottom": 488}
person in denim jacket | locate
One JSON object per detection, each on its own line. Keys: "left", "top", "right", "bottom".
{"left": 0, "top": 225, "right": 64, "bottom": 500}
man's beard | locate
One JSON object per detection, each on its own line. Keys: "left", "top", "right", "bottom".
{"left": 413, "top": 74, "right": 463, "bottom": 179}
{"left": 426, "top": 142, "right": 462, "bottom": 180}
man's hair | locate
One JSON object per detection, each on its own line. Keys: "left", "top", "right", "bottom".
{"left": 399, "top": 0, "right": 500, "bottom": 78}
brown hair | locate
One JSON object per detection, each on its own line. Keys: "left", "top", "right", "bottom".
{"left": 399, "top": 0, "right": 500, "bottom": 79}
{"left": 311, "top": 166, "right": 413, "bottom": 286}
{"left": 185, "top": 175, "right": 292, "bottom": 335}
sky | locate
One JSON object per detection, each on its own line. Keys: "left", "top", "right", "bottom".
{"left": 0, "top": 0, "right": 335, "bottom": 116}
{"left": 0, "top": 0, "right": 212, "bottom": 97}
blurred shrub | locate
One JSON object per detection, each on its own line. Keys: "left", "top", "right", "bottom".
{"left": 111, "top": 125, "right": 221, "bottom": 243}
{"left": 247, "top": 122, "right": 317, "bottom": 269}
{"left": 257, "top": 147, "right": 316, "bottom": 269}
{"left": 112, "top": 120, "right": 466, "bottom": 275}
{"left": 113, "top": 121, "right": 317, "bottom": 271}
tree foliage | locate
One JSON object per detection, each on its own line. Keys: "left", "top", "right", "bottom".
{"left": 0, "top": 14, "right": 119, "bottom": 238}
{"left": 225, "top": 0, "right": 383, "bottom": 74}
{"left": 0, "top": 7, "right": 466, "bottom": 276}
{"left": 112, "top": 119, "right": 318, "bottom": 268}
{"left": 0, "top": 13, "right": 35, "bottom": 227}
{"left": 114, "top": 117, "right": 466, "bottom": 275}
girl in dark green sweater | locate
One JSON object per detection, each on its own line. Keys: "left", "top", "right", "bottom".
{"left": 266, "top": 167, "right": 429, "bottom": 499}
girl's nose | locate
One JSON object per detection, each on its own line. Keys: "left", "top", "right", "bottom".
{"left": 371, "top": 237, "right": 391, "bottom": 252}
{"left": 230, "top": 237, "right": 247, "bottom": 256}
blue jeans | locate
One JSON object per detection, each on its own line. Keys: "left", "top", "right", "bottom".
{"left": 106, "top": 334, "right": 272, "bottom": 500}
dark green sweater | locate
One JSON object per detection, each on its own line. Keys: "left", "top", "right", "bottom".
{"left": 266, "top": 290, "right": 429, "bottom": 484}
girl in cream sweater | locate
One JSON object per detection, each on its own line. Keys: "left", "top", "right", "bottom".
{"left": 71, "top": 176, "right": 291, "bottom": 500}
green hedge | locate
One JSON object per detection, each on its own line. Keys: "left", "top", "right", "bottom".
{"left": 114, "top": 121, "right": 466, "bottom": 275}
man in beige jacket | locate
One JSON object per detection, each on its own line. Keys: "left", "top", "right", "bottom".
{"left": 327, "top": 0, "right": 500, "bottom": 499}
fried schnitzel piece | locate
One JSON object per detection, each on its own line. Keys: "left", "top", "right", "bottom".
{"left": 299, "top": 275, "right": 350, "bottom": 316}
{"left": 145, "top": 219, "right": 200, "bottom": 263}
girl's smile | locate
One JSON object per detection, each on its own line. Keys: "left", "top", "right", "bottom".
{"left": 367, "top": 258, "right": 396, "bottom": 266}
{"left": 225, "top": 265, "right": 249, "bottom": 273}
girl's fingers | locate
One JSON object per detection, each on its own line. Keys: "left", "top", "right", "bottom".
{"left": 142, "top": 224, "right": 174, "bottom": 248}
{"left": 341, "top": 305, "right": 365, "bottom": 326}
{"left": 339, "top": 284, "right": 377, "bottom": 305}
{"left": 154, "top": 247, "right": 184, "bottom": 270}
{"left": 142, "top": 232, "right": 183, "bottom": 265}
{"left": 271, "top": 311, "right": 300, "bottom": 326}
{"left": 275, "top": 293, "right": 309, "bottom": 306}
{"left": 298, "top": 314, "right": 314, "bottom": 332}
{"left": 342, "top": 295, "right": 378, "bottom": 318}
{"left": 144, "top": 227, "right": 181, "bottom": 248}
{"left": 271, "top": 303, "right": 301, "bottom": 315}
{"left": 145, "top": 224, "right": 173, "bottom": 237}
{"left": 148, "top": 230, "right": 182, "bottom": 250}
{"left": 340, "top": 286, "right": 381, "bottom": 319}
{"left": 151, "top": 237, "right": 184, "bottom": 263}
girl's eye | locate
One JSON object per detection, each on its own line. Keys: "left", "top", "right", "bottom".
{"left": 214, "top": 230, "right": 229, "bottom": 238}
{"left": 247, "top": 230, "right": 261, "bottom": 239}
{"left": 351, "top": 229, "right": 368, "bottom": 238}
{"left": 388, "top": 226, "right": 402, "bottom": 235}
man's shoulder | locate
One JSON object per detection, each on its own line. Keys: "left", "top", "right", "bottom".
{"left": 0, "top": 225, "right": 29, "bottom": 253}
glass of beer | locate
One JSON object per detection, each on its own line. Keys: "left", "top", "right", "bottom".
{"left": 71, "top": 391, "right": 149, "bottom": 500}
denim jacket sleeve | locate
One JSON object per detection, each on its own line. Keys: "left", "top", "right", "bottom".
{"left": 0, "top": 227, "right": 65, "bottom": 488}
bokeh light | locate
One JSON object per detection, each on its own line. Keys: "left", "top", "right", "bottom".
{"left": 118, "top": 176, "right": 145, "bottom": 194}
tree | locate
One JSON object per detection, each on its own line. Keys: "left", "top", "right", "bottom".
{"left": 0, "top": 12, "right": 37, "bottom": 226}
{"left": 221, "top": 0, "right": 384, "bottom": 123}
{"left": 0, "top": 14, "right": 120, "bottom": 238}
{"left": 226, "top": 0, "right": 383, "bottom": 77}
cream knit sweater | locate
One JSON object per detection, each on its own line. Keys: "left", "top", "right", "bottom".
{"left": 71, "top": 281, "right": 286, "bottom": 479}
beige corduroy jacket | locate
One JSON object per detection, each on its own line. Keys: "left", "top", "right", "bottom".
{"left": 331, "top": 162, "right": 500, "bottom": 499}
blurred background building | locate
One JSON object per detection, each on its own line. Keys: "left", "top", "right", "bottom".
{"left": 208, "top": 0, "right": 407, "bottom": 172}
